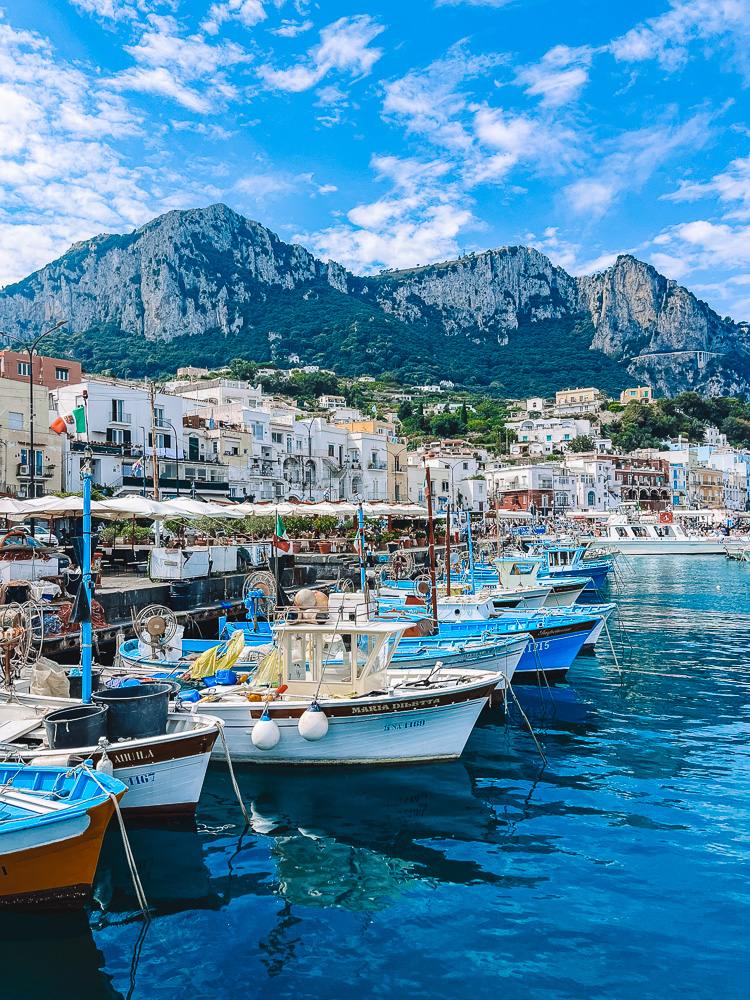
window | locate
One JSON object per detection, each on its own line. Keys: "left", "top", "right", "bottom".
{"left": 272, "top": 432, "right": 283, "bottom": 444}
{"left": 188, "top": 437, "right": 199, "bottom": 461}
{"left": 441, "top": 480, "right": 449, "bottom": 492}
{"left": 112, "top": 399, "right": 123, "bottom": 421}
{"left": 17, "top": 362, "right": 30, "bottom": 377}
{"left": 8, "top": 412, "right": 22, "bottom": 430}
{"left": 587, "top": 491, "right": 596, "bottom": 506}
{"left": 55, "top": 368, "right": 69, "bottom": 381}
{"left": 252, "top": 424, "right": 263, "bottom": 440}
{"left": 328, "top": 444, "right": 335, "bottom": 457}
{"left": 463, "top": 462, "right": 468, "bottom": 470}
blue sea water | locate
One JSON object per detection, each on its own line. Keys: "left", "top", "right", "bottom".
{"left": 3, "top": 555, "right": 750, "bottom": 1000}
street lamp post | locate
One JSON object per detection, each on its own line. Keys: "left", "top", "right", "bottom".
{"left": 1, "top": 320, "right": 67, "bottom": 500}
{"left": 163, "top": 419, "right": 181, "bottom": 496}
{"left": 296, "top": 420, "right": 314, "bottom": 500}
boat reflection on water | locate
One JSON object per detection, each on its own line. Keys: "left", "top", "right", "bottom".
{"left": 93, "top": 821, "right": 220, "bottom": 916}
{"left": 0, "top": 910, "right": 124, "bottom": 1000}
{"left": 270, "top": 831, "right": 416, "bottom": 911}
{"left": 510, "top": 683, "right": 596, "bottom": 726}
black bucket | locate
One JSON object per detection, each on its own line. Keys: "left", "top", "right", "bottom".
{"left": 92, "top": 682, "right": 172, "bottom": 740}
{"left": 66, "top": 670, "right": 102, "bottom": 700}
{"left": 170, "top": 580, "right": 192, "bottom": 612}
{"left": 44, "top": 704, "right": 109, "bottom": 751}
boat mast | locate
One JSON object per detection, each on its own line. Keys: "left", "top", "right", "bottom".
{"left": 150, "top": 381, "right": 159, "bottom": 501}
{"left": 445, "top": 502, "right": 451, "bottom": 597}
{"left": 424, "top": 467, "right": 439, "bottom": 627}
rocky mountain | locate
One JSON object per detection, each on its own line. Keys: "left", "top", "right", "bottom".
{"left": 0, "top": 203, "right": 746, "bottom": 398}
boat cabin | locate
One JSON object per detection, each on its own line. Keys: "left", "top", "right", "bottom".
{"left": 273, "top": 619, "right": 408, "bottom": 698}
{"left": 492, "top": 555, "right": 543, "bottom": 590}
{"left": 437, "top": 595, "right": 496, "bottom": 621}
{"left": 606, "top": 522, "right": 690, "bottom": 542}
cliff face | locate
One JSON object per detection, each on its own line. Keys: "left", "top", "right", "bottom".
{"left": 359, "top": 247, "right": 580, "bottom": 337}
{"left": 0, "top": 204, "right": 347, "bottom": 343}
{"left": 0, "top": 204, "right": 747, "bottom": 396}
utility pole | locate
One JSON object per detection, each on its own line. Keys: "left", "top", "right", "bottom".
{"left": 150, "top": 382, "right": 159, "bottom": 500}
{"left": 1, "top": 320, "right": 67, "bottom": 501}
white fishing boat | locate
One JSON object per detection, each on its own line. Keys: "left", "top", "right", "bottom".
{"left": 0, "top": 696, "right": 220, "bottom": 819}
{"left": 485, "top": 555, "right": 588, "bottom": 607}
{"left": 593, "top": 516, "right": 725, "bottom": 554}
{"left": 188, "top": 613, "right": 505, "bottom": 765}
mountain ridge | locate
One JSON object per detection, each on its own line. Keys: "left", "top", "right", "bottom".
{"left": 0, "top": 203, "right": 746, "bottom": 398}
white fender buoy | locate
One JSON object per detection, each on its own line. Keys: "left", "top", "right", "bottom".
{"left": 252, "top": 710, "right": 280, "bottom": 750}
{"left": 96, "top": 739, "right": 114, "bottom": 777}
{"left": 298, "top": 703, "right": 329, "bottom": 742}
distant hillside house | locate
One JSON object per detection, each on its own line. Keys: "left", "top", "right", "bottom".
{"left": 318, "top": 394, "right": 347, "bottom": 411}
{"left": 620, "top": 386, "right": 653, "bottom": 405}
{"left": 555, "top": 387, "right": 603, "bottom": 416}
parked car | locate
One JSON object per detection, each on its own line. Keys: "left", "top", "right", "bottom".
{"left": 19, "top": 524, "right": 59, "bottom": 546}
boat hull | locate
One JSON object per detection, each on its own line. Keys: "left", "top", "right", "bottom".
{"left": 195, "top": 681, "right": 498, "bottom": 765}
{"left": 1, "top": 698, "right": 219, "bottom": 818}
{"left": 596, "top": 538, "right": 725, "bottom": 555}
{"left": 0, "top": 797, "right": 116, "bottom": 911}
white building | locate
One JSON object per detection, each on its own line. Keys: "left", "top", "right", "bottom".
{"left": 563, "top": 456, "right": 621, "bottom": 510}
{"left": 407, "top": 441, "right": 487, "bottom": 511}
{"left": 51, "top": 377, "right": 231, "bottom": 498}
{"left": 508, "top": 418, "right": 592, "bottom": 457}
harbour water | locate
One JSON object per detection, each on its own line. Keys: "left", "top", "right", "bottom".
{"left": 3, "top": 556, "right": 750, "bottom": 1000}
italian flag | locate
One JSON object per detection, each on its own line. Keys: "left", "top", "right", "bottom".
{"left": 50, "top": 406, "right": 86, "bottom": 435}
{"left": 273, "top": 514, "right": 290, "bottom": 553}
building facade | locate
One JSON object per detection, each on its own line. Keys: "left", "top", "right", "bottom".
{"left": 0, "top": 378, "right": 63, "bottom": 497}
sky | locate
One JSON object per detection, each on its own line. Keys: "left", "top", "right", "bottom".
{"left": 2, "top": 1, "right": 750, "bottom": 320}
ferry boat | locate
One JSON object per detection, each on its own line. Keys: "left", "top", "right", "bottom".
{"left": 592, "top": 516, "right": 725, "bottom": 554}
{"left": 0, "top": 763, "right": 125, "bottom": 910}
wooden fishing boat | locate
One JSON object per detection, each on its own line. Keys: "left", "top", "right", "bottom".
{"left": 0, "top": 762, "right": 125, "bottom": 910}
{"left": 187, "top": 614, "right": 505, "bottom": 765}
{"left": 0, "top": 700, "right": 220, "bottom": 818}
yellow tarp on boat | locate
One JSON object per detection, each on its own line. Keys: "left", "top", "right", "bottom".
{"left": 188, "top": 629, "right": 245, "bottom": 680}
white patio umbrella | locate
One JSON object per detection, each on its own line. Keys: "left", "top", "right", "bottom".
{"left": 161, "top": 497, "right": 246, "bottom": 519}
{"left": 96, "top": 495, "right": 196, "bottom": 520}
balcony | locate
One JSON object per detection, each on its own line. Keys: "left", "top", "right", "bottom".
{"left": 71, "top": 440, "right": 144, "bottom": 457}
{"left": 368, "top": 461, "right": 387, "bottom": 470}
{"left": 109, "top": 413, "right": 132, "bottom": 425}
{"left": 17, "top": 463, "right": 54, "bottom": 479}
{"left": 122, "top": 475, "right": 229, "bottom": 493}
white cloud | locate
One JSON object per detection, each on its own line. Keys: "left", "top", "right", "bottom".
{"left": 271, "top": 19, "right": 314, "bottom": 38}
{"left": 0, "top": 18, "right": 158, "bottom": 286}
{"left": 300, "top": 153, "right": 470, "bottom": 273}
{"left": 202, "top": 0, "right": 267, "bottom": 36}
{"left": 516, "top": 44, "right": 595, "bottom": 107}
{"left": 382, "top": 42, "right": 503, "bottom": 153}
{"left": 109, "top": 14, "right": 249, "bottom": 111}
{"left": 664, "top": 154, "right": 750, "bottom": 220}
{"left": 258, "top": 15, "right": 384, "bottom": 93}
{"left": 610, "top": 0, "right": 750, "bottom": 80}
{"left": 68, "top": 0, "right": 140, "bottom": 22}
{"left": 523, "top": 226, "right": 620, "bottom": 275}
{"left": 564, "top": 114, "right": 713, "bottom": 219}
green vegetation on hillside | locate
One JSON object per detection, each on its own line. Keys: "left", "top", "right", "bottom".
{"left": 39, "top": 277, "right": 630, "bottom": 399}
{"left": 611, "top": 394, "right": 750, "bottom": 451}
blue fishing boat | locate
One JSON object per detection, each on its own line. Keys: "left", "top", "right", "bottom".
{"left": 0, "top": 763, "right": 126, "bottom": 910}
{"left": 531, "top": 539, "right": 615, "bottom": 594}
{"left": 382, "top": 602, "right": 601, "bottom": 685}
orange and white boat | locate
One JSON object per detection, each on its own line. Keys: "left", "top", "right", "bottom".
{"left": 0, "top": 763, "right": 126, "bottom": 910}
